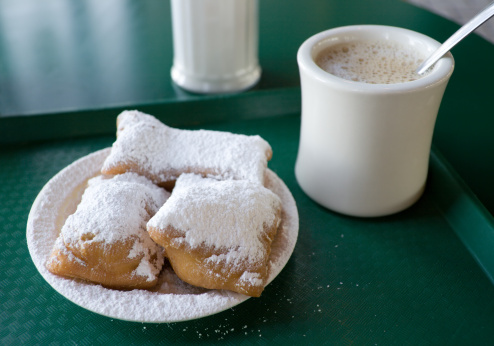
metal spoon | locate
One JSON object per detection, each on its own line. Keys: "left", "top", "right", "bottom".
{"left": 416, "top": 1, "right": 494, "bottom": 75}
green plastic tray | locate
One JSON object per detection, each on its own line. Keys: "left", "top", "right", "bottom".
{"left": 2, "top": 0, "right": 494, "bottom": 343}
{"left": 2, "top": 112, "right": 494, "bottom": 344}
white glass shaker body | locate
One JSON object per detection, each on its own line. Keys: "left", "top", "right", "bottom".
{"left": 171, "top": 0, "right": 260, "bottom": 94}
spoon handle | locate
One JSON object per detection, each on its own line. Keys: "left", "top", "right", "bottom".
{"left": 416, "top": 1, "right": 494, "bottom": 74}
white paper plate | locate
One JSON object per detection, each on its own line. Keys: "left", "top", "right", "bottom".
{"left": 27, "top": 148, "right": 299, "bottom": 323}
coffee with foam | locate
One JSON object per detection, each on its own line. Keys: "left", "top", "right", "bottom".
{"left": 315, "top": 40, "right": 427, "bottom": 84}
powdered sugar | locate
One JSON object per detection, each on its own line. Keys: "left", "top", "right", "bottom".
{"left": 238, "top": 272, "right": 263, "bottom": 287}
{"left": 135, "top": 258, "right": 160, "bottom": 282}
{"left": 26, "top": 148, "right": 298, "bottom": 322}
{"left": 101, "top": 110, "right": 272, "bottom": 185}
{"left": 148, "top": 173, "right": 281, "bottom": 265}
{"left": 61, "top": 173, "right": 167, "bottom": 246}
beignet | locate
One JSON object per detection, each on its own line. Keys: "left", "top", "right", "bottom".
{"left": 100, "top": 110, "right": 272, "bottom": 189}
{"left": 46, "top": 173, "right": 170, "bottom": 289}
{"left": 147, "top": 173, "right": 282, "bottom": 297}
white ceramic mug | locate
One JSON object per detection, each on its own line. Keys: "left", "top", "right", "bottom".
{"left": 295, "top": 25, "right": 454, "bottom": 217}
{"left": 170, "top": 0, "right": 260, "bottom": 94}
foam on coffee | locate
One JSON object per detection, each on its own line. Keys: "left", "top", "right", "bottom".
{"left": 315, "top": 40, "right": 427, "bottom": 84}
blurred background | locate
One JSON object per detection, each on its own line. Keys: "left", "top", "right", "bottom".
{"left": 408, "top": 0, "right": 494, "bottom": 43}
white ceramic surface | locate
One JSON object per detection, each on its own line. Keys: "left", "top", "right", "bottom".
{"left": 170, "top": 0, "right": 260, "bottom": 94}
{"left": 295, "top": 25, "right": 454, "bottom": 217}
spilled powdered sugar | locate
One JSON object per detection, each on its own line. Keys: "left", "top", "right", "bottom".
{"left": 101, "top": 110, "right": 272, "bottom": 185}
{"left": 148, "top": 173, "right": 282, "bottom": 265}
{"left": 26, "top": 148, "right": 299, "bottom": 323}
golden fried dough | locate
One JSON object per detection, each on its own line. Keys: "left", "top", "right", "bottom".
{"left": 100, "top": 110, "right": 272, "bottom": 189}
{"left": 147, "top": 174, "right": 282, "bottom": 297}
{"left": 46, "top": 173, "right": 170, "bottom": 289}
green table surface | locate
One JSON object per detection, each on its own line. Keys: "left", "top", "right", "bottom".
{"left": 2, "top": 0, "right": 494, "bottom": 344}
